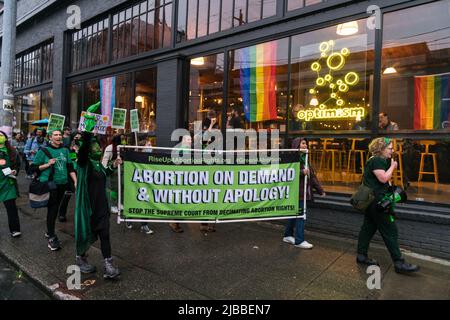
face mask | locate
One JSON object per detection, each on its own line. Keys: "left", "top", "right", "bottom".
{"left": 0, "top": 136, "right": 6, "bottom": 145}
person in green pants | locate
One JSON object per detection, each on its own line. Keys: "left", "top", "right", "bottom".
{"left": 0, "top": 131, "right": 21, "bottom": 238}
{"left": 356, "top": 137, "right": 419, "bottom": 274}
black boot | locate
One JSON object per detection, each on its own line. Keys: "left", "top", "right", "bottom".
{"left": 356, "top": 254, "right": 379, "bottom": 266}
{"left": 394, "top": 259, "right": 420, "bottom": 274}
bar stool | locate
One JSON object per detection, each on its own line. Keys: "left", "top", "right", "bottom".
{"left": 319, "top": 138, "right": 339, "bottom": 182}
{"left": 418, "top": 140, "right": 439, "bottom": 184}
{"left": 346, "top": 139, "right": 366, "bottom": 181}
{"left": 391, "top": 139, "right": 404, "bottom": 189}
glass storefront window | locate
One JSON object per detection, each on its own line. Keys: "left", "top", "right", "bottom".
{"left": 178, "top": 0, "right": 276, "bottom": 42}
{"left": 227, "top": 38, "right": 290, "bottom": 132}
{"left": 16, "top": 90, "right": 53, "bottom": 134}
{"left": 135, "top": 68, "right": 157, "bottom": 133}
{"left": 381, "top": 0, "right": 450, "bottom": 131}
{"left": 289, "top": 18, "right": 375, "bottom": 132}
{"left": 189, "top": 54, "right": 225, "bottom": 132}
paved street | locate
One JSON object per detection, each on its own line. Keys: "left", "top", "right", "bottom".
{"left": 0, "top": 174, "right": 449, "bottom": 300}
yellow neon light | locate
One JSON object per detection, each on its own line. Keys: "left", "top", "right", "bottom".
{"left": 341, "top": 48, "right": 350, "bottom": 56}
{"left": 339, "top": 83, "right": 349, "bottom": 92}
{"left": 336, "top": 99, "right": 345, "bottom": 106}
{"left": 311, "top": 62, "right": 321, "bottom": 72}
{"left": 327, "top": 53, "right": 345, "bottom": 71}
{"left": 309, "top": 89, "right": 316, "bottom": 94}
{"left": 316, "top": 77, "right": 326, "bottom": 86}
{"left": 297, "top": 106, "right": 365, "bottom": 122}
{"left": 320, "top": 42, "right": 330, "bottom": 53}
{"left": 331, "top": 93, "right": 337, "bottom": 99}
{"left": 344, "top": 72, "right": 359, "bottom": 86}
{"left": 325, "top": 74, "right": 333, "bottom": 82}
{"left": 330, "top": 83, "right": 336, "bottom": 89}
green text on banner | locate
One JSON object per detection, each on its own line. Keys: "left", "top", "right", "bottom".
{"left": 112, "top": 108, "right": 127, "bottom": 129}
{"left": 130, "top": 109, "right": 139, "bottom": 133}
{"left": 47, "top": 113, "right": 66, "bottom": 132}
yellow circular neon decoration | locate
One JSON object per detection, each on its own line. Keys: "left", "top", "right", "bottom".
{"left": 319, "top": 104, "right": 327, "bottom": 109}
{"left": 336, "top": 99, "right": 344, "bottom": 106}
{"left": 327, "top": 53, "right": 345, "bottom": 71}
{"left": 339, "top": 83, "right": 349, "bottom": 92}
{"left": 341, "top": 48, "right": 350, "bottom": 56}
{"left": 311, "top": 62, "right": 321, "bottom": 72}
{"left": 316, "top": 77, "right": 326, "bottom": 86}
{"left": 321, "top": 52, "right": 328, "bottom": 58}
{"left": 330, "top": 83, "right": 336, "bottom": 89}
{"left": 337, "top": 80, "right": 343, "bottom": 85}
{"left": 319, "top": 42, "right": 330, "bottom": 53}
{"left": 331, "top": 93, "right": 337, "bottom": 99}
{"left": 325, "top": 74, "right": 333, "bottom": 82}
{"left": 309, "top": 89, "right": 316, "bottom": 94}
{"left": 344, "top": 72, "right": 359, "bottom": 86}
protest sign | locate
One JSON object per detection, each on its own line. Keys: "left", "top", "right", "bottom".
{"left": 112, "top": 108, "right": 127, "bottom": 129}
{"left": 78, "top": 112, "right": 109, "bottom": 134}
{"left": 47, "top": 113, "right": 66, "bottom": 132}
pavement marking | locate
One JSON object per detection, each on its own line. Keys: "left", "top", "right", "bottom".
{"left": 401, "top": 250, "right": 450, "bottom": 267}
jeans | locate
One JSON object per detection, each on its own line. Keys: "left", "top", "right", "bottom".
{"left": 284, "top": 202, "right": 305, "bottom": 245}
{"left": 47, "top": 184, "right": 67, "bottom": 238}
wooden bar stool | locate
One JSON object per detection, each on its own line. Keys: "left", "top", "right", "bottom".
{"left": 346, "top": 139, "right": 366, "bottom": 181}
{"left": 319, "top": 138, "right": 338, "bottom": 182}
{"left": 391, "top": 139, "right": 404, "bottom": 189}
{"left": 418, "top": 140, "right": 439, "bottom": 184}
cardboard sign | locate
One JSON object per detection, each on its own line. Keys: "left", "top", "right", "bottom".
{"left": 112, "top": 108, "right": 127, "bottom": 129}
{"left": 78, "top": 112, "right": 109, "bottom": 134}
{"left": 130, "top": 109, "right": 139, "bottom": 133}
{"left": 47, "top": 113, "right": 66, "bottom": 132}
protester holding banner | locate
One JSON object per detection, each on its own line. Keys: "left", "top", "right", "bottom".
{"left": 32, "top": 130, "right": 77, "bottom": 251}
{"left": 75, "top": 114, "right": 121, "bottom": 278}
{"left": 0, "top": 131, "right": 21, "bottom": 238}
{"left": 283, "top": 137, "right": 325, "bottom": 249}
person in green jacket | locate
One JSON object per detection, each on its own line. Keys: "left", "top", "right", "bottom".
{"left": 0, "top": 131, "right": 21, "bottom": 238}
{"left": 32, "top": 130, "right": 77, "bottom": 251}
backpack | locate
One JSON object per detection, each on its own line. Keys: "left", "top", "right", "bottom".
{"left": 29, "top": 148, "right": 57, "bottom": 209}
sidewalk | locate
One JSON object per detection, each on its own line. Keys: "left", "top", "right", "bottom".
{"left": 0, "top": 175, "right": 449, "bottom": 300}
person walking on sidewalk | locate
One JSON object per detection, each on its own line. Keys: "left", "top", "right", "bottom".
{"left": 356, "top": 137, "right": 419, "bottom": 274}
{"left": 74, "top": 109, "right": 121, "bottom": 279}
{"left": 0, "top": 132, "right": 21, "bottom": 238}
{"left": 32, "top": 130, "right": 77, "bottom": 251}
{"left": 283, "top": 137, "right": 325, "bottom": 249}
{"left": 24, "top": 128, "right": 47, "bottom": 179}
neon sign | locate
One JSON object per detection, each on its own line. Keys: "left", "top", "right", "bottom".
{"left": 298, "top": 41, "right": 364, "bottom": 122}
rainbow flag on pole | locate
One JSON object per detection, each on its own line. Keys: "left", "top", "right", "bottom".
{"left": 239, "top": 41, "right": 278, "bottom": 122}
{"left": 414, "top": 73, "right": 450, "bottom": 130}
{"left": 100, "top": 77, "right": 116, "bottom": 126}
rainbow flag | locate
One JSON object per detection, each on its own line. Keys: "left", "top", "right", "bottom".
{"left": 239, "top": 42, "right": 278, "bottom": 122}
{"left": 414, "top": 73, "right": 450, "bottom": 130}
{"left": 100, "top": 77, "right": 116, "bottom": 126}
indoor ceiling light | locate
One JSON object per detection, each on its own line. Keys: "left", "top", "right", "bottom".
{"left": 336, "top": 21, "right": 359, "bottom": 36}
{"left": 190, "top": 57, "right": 205, "bottom": 66}
{"left": 383, "top": 67, "right": 398, "bottom": 75}
{"left": 135, "top": 95, "right": 143, "bottom": 103}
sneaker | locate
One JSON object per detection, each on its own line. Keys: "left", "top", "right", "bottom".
{"left": 294, "top": 241, "right": 314, "bottom": 249}
{"left": 356, "top": 254, "right": 379, "bottom": 266}
{"left": 44, "top": 232, "right": 50, "bottom": 239}
{"left": 11, "top": 231, "right": 21, "bottom": 238}
{"left": 48, "top": 236, "right": 61, "bottom": 251}
{"left": 394, "top": 259, "right": 420, "bottom": 274}
{"left": 76, "top": 255, "right": 97, "bottom": 274}
{"left": 111, "top": 206, "right": 119, "bottom": 214}
{"left": 126, "top": 222, "right": 133, "bottom": 229}
{"left": 103, "top": 258, "right": 120, "bottom": 280}
{"left": 141, "top": 225, "right": 154, "bottom": 234}
{"left": 283, "top": 236, "right": 295, "bottom": 245}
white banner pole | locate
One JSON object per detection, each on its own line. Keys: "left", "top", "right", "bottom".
{"left": 303, "top": 150, "right": 309, "bottom": 220}
{"left": 117, "top": 145, "right": 122, "bottom": 225}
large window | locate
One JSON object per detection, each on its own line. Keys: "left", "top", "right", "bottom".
{"left": 228, "top": 38, "right": 290, "bottom": 131}
{"left": 112, "top": 0, "right": 173, "bottom": 60}
{"left": 68, "top": 68, "right": 157, "bottom": 137}
{"left": 188, "top": 54, "right": 225, "bottom": 131}
{"left": 70, "top": 18, "right": 109, "bottom": 72}
{"left": 289, "top": 18, "right": 375, "bottom": 132}
{"left": 15, "top": 90, "right": 53, "bottom": 134}
{"left": 177, "top": 0, "right": 276, "bottom": 42}
{"left": 381, "top": 0, "right": 450, "bottom": 132}
{"left": 15, "top": 41, "right": 53, "bottom": 89}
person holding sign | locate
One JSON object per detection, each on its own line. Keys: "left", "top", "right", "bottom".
{"left": 0, "top": 131, "right": 21, "bottom": 238}
{"left": 283, "top": 137, "right": 325, "bottom": 249}
{"left": 75, "top": 103, "right": 121, "bottom": 279}
{"left": 32, "top": 130, "right": 77, "bottom": 251}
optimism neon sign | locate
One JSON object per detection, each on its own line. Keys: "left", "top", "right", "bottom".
{"left": 298, "top": 40, "right": 364, "bottom": 122}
